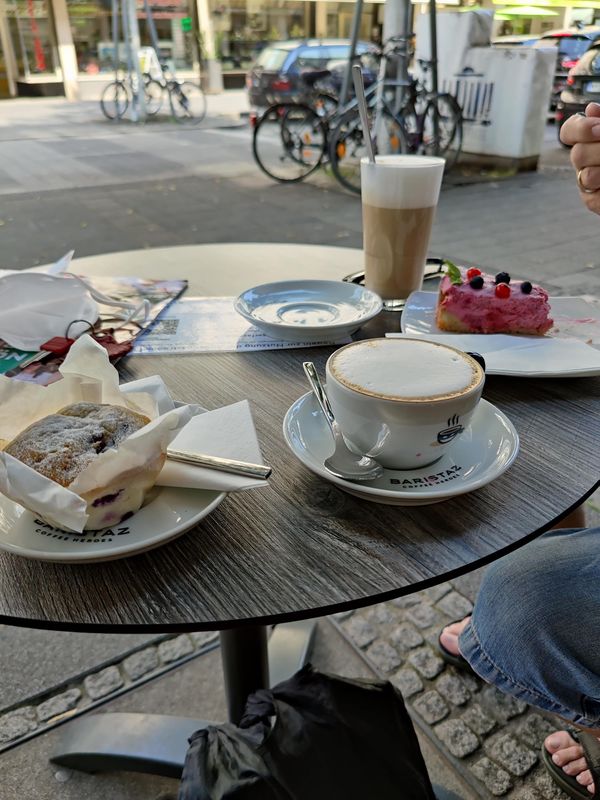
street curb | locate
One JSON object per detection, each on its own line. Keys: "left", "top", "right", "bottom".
{"left": 0, "top": 632, "right": 219, "bottom": 755}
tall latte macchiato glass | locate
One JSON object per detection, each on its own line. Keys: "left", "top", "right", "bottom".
{"left": 361, "top": 155, "right": 445, "bottom": 310}
{"left": 325, "top": 338, "right": 485, "bottom": 470}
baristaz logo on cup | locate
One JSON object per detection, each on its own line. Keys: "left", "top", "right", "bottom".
{"left": 437, "top": 414, "right": 464, "bottom": 444}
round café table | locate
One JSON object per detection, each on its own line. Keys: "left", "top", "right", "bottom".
{"left": 1, "top": 244, "right": 599, "bottom": 779}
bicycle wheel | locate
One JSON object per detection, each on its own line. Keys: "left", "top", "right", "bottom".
{"left": 422, "top": 94, "right": 463, "bottom": 170}
{"left": 144, "top": 78, "right": 164, "bottom": 116}
{"left": 253, "top": 103, "right": 327, "bottom": 183}
{"left": 100, "top": 81, "right": 129, "bottom": 120}
{"left": 169, "top": 81, "right": 207, "bottom": 123}
{"left": 328, "top": 108, "right": 409, "bottom": 194}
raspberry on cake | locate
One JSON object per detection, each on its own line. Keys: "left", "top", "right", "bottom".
{"left": 436, "top": 264, "right": 553, "bottom": 335}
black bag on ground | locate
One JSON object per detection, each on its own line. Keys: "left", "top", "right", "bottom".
{"left": 179, "top": 664, "right": 436, "bottom": 800}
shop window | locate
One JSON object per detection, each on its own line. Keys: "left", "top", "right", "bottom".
{"left": 211, "top": 0, "right": 307, "bottom": 71}
{"left": 5, "top": 0, "right": 59, "bottom": 76}
{"left": 67, "top": 0, "right": 195, "bottom": 74}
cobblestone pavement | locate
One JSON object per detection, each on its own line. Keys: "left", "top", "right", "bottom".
{"left": 338, "top": 572, "right": 579, "bottom": 800}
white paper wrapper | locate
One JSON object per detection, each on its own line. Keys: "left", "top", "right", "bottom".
{"left": 0, "top": 336, "right": 192, "bottom": 532}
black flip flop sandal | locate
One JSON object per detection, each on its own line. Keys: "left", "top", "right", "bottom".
{"left": 542, "top": 730, "right": 600, "bottom": 799}
{"left": 437, "top": 618, "right": 474, "bottom": 674}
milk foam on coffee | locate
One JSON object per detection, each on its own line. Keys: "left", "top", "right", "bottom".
{"left": 361, "top": 155, "right": 443, "bottom": 210}
{"left": 330, "top": 339, "right": 481, "bottom": 401}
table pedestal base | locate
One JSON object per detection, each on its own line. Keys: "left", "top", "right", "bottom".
{"left": 50, "top": 620, "right": 316, "bottom": 778}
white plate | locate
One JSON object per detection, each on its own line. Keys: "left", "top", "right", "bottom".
{"left": 0, "top": 486, "right": 226, "bottom": 563}
{"left": 400, "top": 292, "right": 600, "bottom": 377}
{"left": 234, "top": 280, "right": 383, "bottom": 343}
{"left": 283, "top": 392, "right": 519, "bottom": 506}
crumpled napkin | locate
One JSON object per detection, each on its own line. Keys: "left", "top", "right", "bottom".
{"left": 0, "top": 251, "right": 149, "bottom": 351}
{"left": 0, "top": 270, "right": 98, "bottom": 351}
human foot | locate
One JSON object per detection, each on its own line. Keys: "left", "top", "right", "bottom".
{"left": 437, "top": 616, "right": 473, "bottom": 673}
{"left": 544, "top": 731, "right": 597, "bottom": 796}
{"left": 439, "top": 616, "right": 471, "bottom": 658}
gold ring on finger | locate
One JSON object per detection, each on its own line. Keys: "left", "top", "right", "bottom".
{"left": 577, "top": 168, "right": 598, "bottom": 194}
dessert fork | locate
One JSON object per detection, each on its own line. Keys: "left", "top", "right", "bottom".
{"left": 302, "top": 362, "right": 383, "bottom": 482}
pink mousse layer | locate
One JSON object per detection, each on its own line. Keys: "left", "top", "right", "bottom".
{"left": 437, "top": 270, "right": 553, "bottom": 335}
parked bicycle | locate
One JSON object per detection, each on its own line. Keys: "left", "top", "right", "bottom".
{"left": 100, "top": 75, "right": 140, "bottom": 120}
{"left": 251, "top": 36, "right": 463, "bottom": 194}
{"left": 329, "top": 55, "right": 462, "bottom": 192}
{"left": 143, "top": 64, "right": 207, "bottom": 124}
{"left": 252, "top": 71, "right": 338, "bottom": 183}
{"left": 100, "top": 66, "right": 206, "bottom": 124}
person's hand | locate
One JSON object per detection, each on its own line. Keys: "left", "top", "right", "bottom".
{"left": 560, "top": 102, "right": 600, "bottom": 214}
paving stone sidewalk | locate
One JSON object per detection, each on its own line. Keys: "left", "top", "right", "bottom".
{"left": 338, "top": 562, "right": 598, "bottom": 799}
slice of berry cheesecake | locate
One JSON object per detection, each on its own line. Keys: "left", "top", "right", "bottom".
{"left": 436, "top": 264, "right": 553, "bottom": 335}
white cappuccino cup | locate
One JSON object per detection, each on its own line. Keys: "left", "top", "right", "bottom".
{"left": 325, "top": 338, "right": 485, "bottom": 470}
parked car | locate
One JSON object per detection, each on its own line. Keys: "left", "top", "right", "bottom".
{"left": 556, "top": 43, "right": 600, "bottom": 142}
{"left": 491, "top": 34, "right": 540, "bottom": 48}
{"left": 533, "top": 27, "right": 600, "bottom": 109}
{"left": 246, "top": 39, "right": 379, "bottom": 108}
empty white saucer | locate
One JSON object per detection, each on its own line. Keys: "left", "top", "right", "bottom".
{"left": 234, "top": 280, "right": 383, "bottom": 343}
{"left": 283, "top": 392, "right": 519, "bottom": 505}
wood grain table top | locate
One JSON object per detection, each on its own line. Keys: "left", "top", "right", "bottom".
{"left": 1, "top": 244, "right": 598, "bottom": 632}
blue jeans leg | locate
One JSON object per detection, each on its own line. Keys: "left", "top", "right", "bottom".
{"left": 458, "top": 527, "right": 600, "bottom": 728}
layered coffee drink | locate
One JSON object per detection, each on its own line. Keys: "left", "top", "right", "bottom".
{"left": 361, "top": 155, "right": 445, "bottom": 307}
{"left": 329, "top": 338, "right": 483, "bottom": 403}
{"left": 362, "top": 205, "right": 436, "bottom": 300}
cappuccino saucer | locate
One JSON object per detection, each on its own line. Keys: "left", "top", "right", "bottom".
{"left": 234, "top": 280, "right": 383, "bottom": 343}
{"left": 282, "top": 392, "right": 519, "bottom": 506}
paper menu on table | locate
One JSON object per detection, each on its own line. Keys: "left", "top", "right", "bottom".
{"left": 132, "top": 297, "right": 351, "bottom": 354}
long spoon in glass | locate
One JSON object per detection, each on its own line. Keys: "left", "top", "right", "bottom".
{"left": 352, "top": 63, "right": 376, "bottom": 164}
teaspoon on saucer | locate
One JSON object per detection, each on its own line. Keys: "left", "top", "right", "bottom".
{"left": 302, "top": 361, "right": 384, "bottom": 482}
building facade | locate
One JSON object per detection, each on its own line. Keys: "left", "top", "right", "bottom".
{"left": 0, "top": 0, "right": 595, "bottom": 99}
